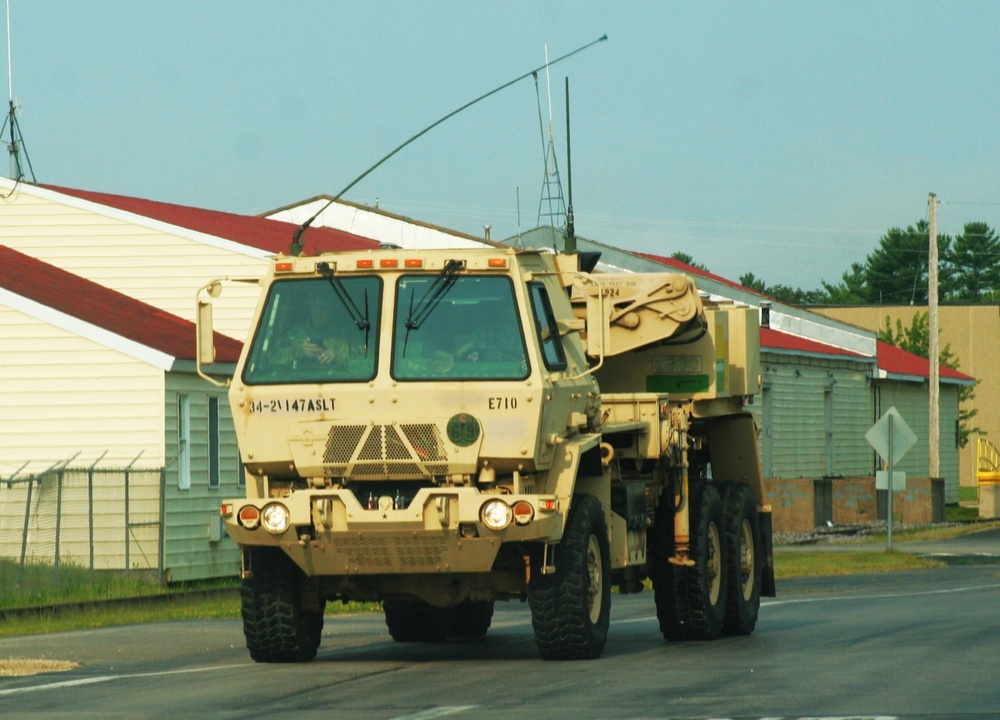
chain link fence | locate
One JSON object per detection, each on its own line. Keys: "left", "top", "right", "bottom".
{"left": 0, "top": 461, "right": 165, "bottom": 590}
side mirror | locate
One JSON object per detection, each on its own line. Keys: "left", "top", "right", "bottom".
{"left": 196, "top": 280, "right": 229, "bottom": 388}
{"left": 197, "top": 299, "right": 216, "bottom": 365}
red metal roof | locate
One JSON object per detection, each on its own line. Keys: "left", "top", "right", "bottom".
{"left": 39, "top": 184, "right": 380, "bottom": 256}
{"left": 0, "top": 246, "right": 242, "bottom": 363}
{"left": 636, "top": 252, "right": 751, "bottom": 293}
{"left": 761, "top": 327, "right": 973, "bottom": 382}
{"left": 760, "top": 326, "right": 869, "bottom": 359}
{"left": 876, "top": 339, "right": 973, "bottom": 382}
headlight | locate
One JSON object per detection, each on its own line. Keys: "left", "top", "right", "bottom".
{"left": 260, "top": 503, "right": 290, "bottom": 534}
{"left": 480, "top": 499, "right": 513, "bottom": 531}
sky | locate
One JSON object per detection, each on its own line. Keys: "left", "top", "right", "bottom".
{"left": 6, "top": 1, "right": 1000, "bottom": 290}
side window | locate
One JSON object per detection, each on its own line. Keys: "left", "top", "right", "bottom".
{"left": 208, "top": 396, "right": 220, "bottom": 490}
{"left": 177, "top": 394, "right": 191, "bottom": 490}
{"left": 528, "top": 282, "right": 567, "bottom": 371}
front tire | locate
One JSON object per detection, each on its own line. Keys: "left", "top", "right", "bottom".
{"left": 528, "top": 494, "right": 611, "bottom": 660}
{"left": 241, "top": 547, "right": 324, "bottom": 662}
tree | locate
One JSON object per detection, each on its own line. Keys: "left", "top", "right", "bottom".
{"left": 738, "top": 272, "right": 767, "bottom": 294}
{"left": 878, "top": 311, "right": 981, "bottom": 449}
{"left": 820, "top": 262, "right": 868, "bottom": 304}
{"left": 738, "top": 272, "right": 826, "bottom": 305}
{"left": 670, "top": 252, "right": 710, "bottom": 273}
{"left": 865, "top": 220, "right": 951, "bottom": 305}
{"left": 942, "top": 221, "right": 1000, "bottom": 301}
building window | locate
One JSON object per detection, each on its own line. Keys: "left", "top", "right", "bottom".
{"left": 208, "top": 396, "right": 220, "bottom": 490}
{"left": 824, "top": 387, "right": 834, "bottom": 477}
{"left": 177, "top": 394, "right": 191, "bottom": 490}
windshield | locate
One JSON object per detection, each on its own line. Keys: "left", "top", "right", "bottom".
{"left": 392, "top": 275, "right": 529, "bottom": 381}
{"left": 242, "top": 276, "right": 382, "bottom": 384}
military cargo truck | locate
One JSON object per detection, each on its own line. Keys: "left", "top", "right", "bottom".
{"left": 197, "top": 245, "right": 774, "bottom": 661}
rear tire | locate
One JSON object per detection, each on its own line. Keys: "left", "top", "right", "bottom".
{"left": 447, "top": 600, "right": 494, "bottom": 639}
{"left": 651, "top": 483, "right": 728, "bottom": 641}
{"left": 722, "top": 482, "right": 762, "bottom": 635}
{"left": 383, "top": 599, "right": 449, "bottom": 642}
{"left": 241, "top": 547, "right": 324, "bottom": 662}
{"left": 528, "top": 494, "right": 611, "bottom": 660}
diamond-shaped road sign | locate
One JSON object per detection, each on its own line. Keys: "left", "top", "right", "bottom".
{"left": 865, "top": 406, "right": 917, "bottom": 464}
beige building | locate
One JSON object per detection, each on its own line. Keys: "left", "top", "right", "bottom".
{"left": 815, "top": 305, "right": 999, "bottom": 489}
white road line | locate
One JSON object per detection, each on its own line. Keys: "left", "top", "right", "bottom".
{"left": 762, "top": 581, "right": 1000, "bottom": 607}
{"left": 0, "top": 661, "right": 252, "bottom": 697}
{"left": 388, "top": 707, "right": 476, "bottom": 720}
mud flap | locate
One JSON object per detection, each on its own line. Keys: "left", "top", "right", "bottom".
{"left": 759, "top": 509, "right": 776, "bottom": 597}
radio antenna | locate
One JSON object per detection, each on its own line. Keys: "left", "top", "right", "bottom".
{"left": 2, "top": 0, "right": 34, "bottom": 183}
{"left": 290, "top": 33, "right": 608, "bottom": 255}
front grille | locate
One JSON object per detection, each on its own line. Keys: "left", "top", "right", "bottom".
{"left": 332, "top": 534, "right": 447, "bottom": 569}
{"left": 323, "top": 423, "right": 449, "bottom": 479}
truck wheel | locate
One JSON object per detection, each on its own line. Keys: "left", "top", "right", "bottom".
{"left": 528, "top": 494, "right": 611, "bottom": 660}
{"left": 241, "top": 547, "right": 324, "bottom": 662}
{"left": 722, "top": 482, "right": 762, "bottom": 635}
{"left": 651, "top": 483, "right": 728, "bottom": 641}
{"left": 383, "top": 599, "right": 449, "bottom": 642}
{"left": 447, "top": 600, "right": 494, "bottom": 639}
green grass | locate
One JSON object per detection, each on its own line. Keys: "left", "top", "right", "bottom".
{"left": 0, "top": 592, "right": 243, "bottom": 637}
{"left": 1, "top": 560, "right": 174, "bottom": 610}
{"left": 774, "top": 550, "right": 945, "bottom": 578}
{"left": 0, "top": 559, "right": 379, "bottom": 637}
{"left": 851, "top": 518, "right": 1000, "bottom": 544}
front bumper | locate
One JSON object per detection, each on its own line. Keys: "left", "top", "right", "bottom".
{"left": 222, "top": 487, "right": 562, "bottom": 577}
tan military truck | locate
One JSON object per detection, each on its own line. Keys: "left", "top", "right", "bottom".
{"left": 198, "top": 245, "right": 774, "bottom": 662}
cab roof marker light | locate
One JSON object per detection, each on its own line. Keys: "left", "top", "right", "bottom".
{"left": 380, "top": 259, "right": 398, "bottom": 268}
{"left": 488, "top": 258, "right": 508, "bottom": 268}
{"left": 274, "top": 261, "right": 294, "bottom": 272}
{"left": 405, "top": 259, "right": 423, "bottom": 268}
{"left": 356, "top": 259, "right": 374, "bottom": 269}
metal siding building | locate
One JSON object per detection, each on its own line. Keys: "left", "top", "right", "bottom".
{"left": 816, "top": 305, "right": 998, "bottom": 491}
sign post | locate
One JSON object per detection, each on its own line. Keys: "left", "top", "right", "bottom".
{"left": 865, "top": 407, "right": 917, "bottom": 550}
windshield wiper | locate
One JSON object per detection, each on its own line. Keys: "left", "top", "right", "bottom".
{"left": 316, "top": 262, "right": 371, "bottom": 354}
{"left": 402, "top": 259, "right": 463, "bottom": 354}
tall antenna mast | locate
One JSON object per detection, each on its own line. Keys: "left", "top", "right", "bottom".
{"left": 536, "top": 44, "right": 567, "bottom": 229}
{"left": 3, "top": 0, "right": 34, "bottom": 183}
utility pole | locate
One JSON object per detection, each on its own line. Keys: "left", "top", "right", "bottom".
{"left": 928, "top": 192, "right": 940, "bottom": 482}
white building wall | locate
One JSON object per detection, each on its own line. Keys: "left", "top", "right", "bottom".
{"left": 267, "top": 199, "right": 490, "bottom": 250}
{"left": 0, "top": 304, "right": 166, "bottom": 475}
{"left": 0, "top": 186, "right": 265, "bottom": 340}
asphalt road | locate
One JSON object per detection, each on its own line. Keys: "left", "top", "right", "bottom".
{"left": 1, "top": 557, "right": 998, "bottom": 719}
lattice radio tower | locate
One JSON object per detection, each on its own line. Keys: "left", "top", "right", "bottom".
{"left": 536, "top": 46, "right": 566, "bottom": 229}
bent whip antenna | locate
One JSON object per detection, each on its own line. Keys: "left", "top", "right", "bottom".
{"left": 290, "top": 34, "right": 608, "bottom": 255}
